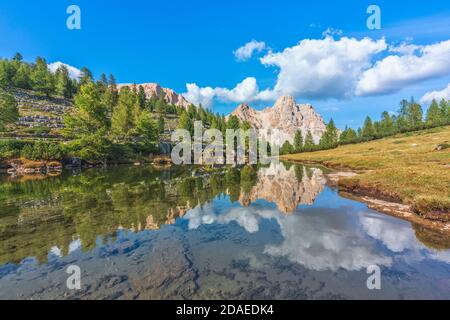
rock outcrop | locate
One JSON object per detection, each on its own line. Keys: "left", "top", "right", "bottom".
{"left": 117, "top": 83, "right": 192, "bottom": 109}
{"left": 229, "top": 95, "right": 327, "bottom": 145}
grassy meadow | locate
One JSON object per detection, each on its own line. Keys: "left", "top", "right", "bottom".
{"left": 282, "top": 126, "right": 450, "bottom": 219}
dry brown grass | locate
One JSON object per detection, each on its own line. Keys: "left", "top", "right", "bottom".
{"left": 282, "top": 126, "right": 450, "bottom": 217}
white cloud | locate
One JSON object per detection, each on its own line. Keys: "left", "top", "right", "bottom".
{"left": 420, "top": 84, "right": 450, "bottom": 104}
{"left": 184, "top": 203, "right": 393, "bottom": 271}
{"left": 356, "top": 40, "right": 450, "bottom": 96}
{"left": 260, "top": 36, "right": 387, "bottom": 99}
{"left": 184, "top": 77, "right": 262, "bottom": 108}
{"left": 48, "top": 61, "right": 81, "bottom": 80}
{"left": 233, "top": 40, "right": 267, "bottom": 61}
{"left": 185, "top": 36, "right": 450, "bottom": 108}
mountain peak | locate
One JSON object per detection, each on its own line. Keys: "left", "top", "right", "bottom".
{"left": 274, "top": 95, "right": 297, "bottom": 109}
{"left": 116, "top": 82, "right": 192, "bottom": 109}
{"left": 229, "top": 98, "right": 327, "bottom": 145}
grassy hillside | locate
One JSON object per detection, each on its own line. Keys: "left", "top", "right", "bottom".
{"left": 282, "top": 126, "right": 450, "bottom": 219}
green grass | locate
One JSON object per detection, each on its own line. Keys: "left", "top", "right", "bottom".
{"left": 282, "top": 126, "right": 450, "bottom": 218}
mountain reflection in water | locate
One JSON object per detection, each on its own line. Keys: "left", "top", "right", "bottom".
{"left": 0, "top": 162, "right": 449, "bottom": 299}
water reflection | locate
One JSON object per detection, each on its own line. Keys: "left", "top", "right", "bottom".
{"left": 239, "top": 162, "right": 326, "bottom": 213}
{"left": 0, "top": 162, "right": 450, "bottom": 299}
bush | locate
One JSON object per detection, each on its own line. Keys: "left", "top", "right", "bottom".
{"left": 0, "top": 140, "right": 30, "bottom": 159}
{"left": 20, "top": 141, "right": 64, "bottom": 160}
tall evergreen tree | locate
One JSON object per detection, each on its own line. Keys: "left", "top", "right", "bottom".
{"left": 138, "top": 85, "right": 146, "bottom": 109}
{"left": 425, "top": 99, "right": 442, "bottom": 127}
{"left": 293, "top": 130, "right": 303, "bottom": 152}
{"left": 303, "top": 130, "right": 315, "bottom": 152}
{"left": 439, "top": 99, "right": 450, "bottom": 125}
{"left": 55, "top": 65, "right": 73, "bottom": 99}
{"left": 339, "top": 126, "right": 358, "bottom": 144}
{"left": 12, "top": 63, "right": 31, "bottom": 89}
{"left": 319, "top": 119, "right": 339, "bottom": 149}
{"left": 380, "top": 111, "right": 394, "bottom": 136}
{"left": 111, "top": 86, "right": 136, "bottom": 139}
{"left": 280, "top": 140, "right": 294, "bottom": 155}
{"left": 178, "top": 111, "right": 193, "bottom": 135}
{"left": 30, "top": 57, "right": 54, "bottom": 97}
{"left": 79, "top": 67, "right": 93, "bottom": 85}
{"left": 361, "top": 116, "right": 375, "bottom": 140}
{"left": 408, "top": 102, "right": 423, "bottom": 130}
{"left": 64, "top": 82, "right": 109, "bottom": 138}
{"left": 0, "top": 89, "right": 19, "bottom": 131}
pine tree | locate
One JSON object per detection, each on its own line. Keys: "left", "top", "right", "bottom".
{"left": 361, "top": 116, "right": 375, "bottom": 140}
{"left": 280, "top": 140, "right": 294, "bottom": 155}
{"left": 136, "top": 110, "right": 158, "bottom": 141}
{"left": 439, "top": 99, "right": 450, "bottom": 125}
{"left": 79, "top": 67, "right": 93, "bottom": 85}
{"left": 409, "top": 102, "right": 423, "bottom": 130}
{"left": 0, "top": 89, "right": 19, "bottom": 131}
{"left": 12, "top": 63, "right": 31, "bottom": 89}
{"left": 178, "top": 111, "right": 193, "bottom": 135}
{"left": 111, "top": 86, "right": 136, "bottom": 139}
{"left": 30, "top": 57, "right": 54, "bottom": 97}
{"left": 155, "top": 94, "right": 167, "bottom": 114}
{"left": 138, "top": 85, "right": 146, "bottom": 109}
{"left": 303, "top": 130, "right": 315, "bottom": 152}
{"left": 339, "top": 126, "right": 358, "bottom": 144}
{"left": 319, "top": 119, "right": 339, "bottom": 149}
{"left": 380, "top": 111, "right": 394, "bottom": 136}
{"left": 55, "top": 65, "right": 72, "bottom": 99}
{"left": 64, "top": 82, "right": 109, "bottom": 137}
{"left": 293, "top": 130, "right": 303, "bottom": 152}
{"left": 226, "top": 115, "right": 240, "bottom": 130}
{"left": 425, "top": 99, "right": 442, "bottom": 128}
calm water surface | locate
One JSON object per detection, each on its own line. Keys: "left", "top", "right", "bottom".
{"left": 0, "top": 162, "right": 449, "bottom": 299}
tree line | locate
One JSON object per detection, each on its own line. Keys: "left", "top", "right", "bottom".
{"left": 0, "top": 53, "right": 79, "bottom": 99}
{"left": 280, "top": 97, "right": 450, "bottom": 155}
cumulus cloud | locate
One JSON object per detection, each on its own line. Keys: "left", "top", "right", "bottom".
{"left": 356, "top": 40, "right": 450, "bottom": 96}
{"left": 233, "top": 40, "right": 267, "bottom": 61}
{"left": 260, "top": 36, "right": 387, "bottom": 100}
{"left": 420, "top": 84, "right": 450, "bottom": 104}
{"left": 184, "top": 36, "right": 450, "bottom": 108}
{"left": 184, "top": 77, "right": 262, "bottom": 108}
{"left": 48, "top": 61, "right": 82, "bottom": 80}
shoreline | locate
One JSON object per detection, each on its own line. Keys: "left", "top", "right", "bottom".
{"left": 283, "top": 158, "right": 450, "bottom": 234}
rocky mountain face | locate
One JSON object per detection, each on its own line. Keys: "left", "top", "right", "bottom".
{"left": 229, "top": 95, "right": 327, "bottom": 145}
{"left": 117, "top": 83, "right": 192, "bottom": 109}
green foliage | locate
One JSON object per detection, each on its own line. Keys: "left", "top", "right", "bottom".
{"left": 293, "top": 130, "right": 303, "bottom": 153}
{"left": 303, "top": 130, "right": 315, "bottom": 152}
{"left": 280, "top": 140, "right": 294, "bottom": 155}
{"left": 178, "top": 111, "right": 194, "bottom": 135}
{"left": 361, "top": 116, "right": 375, "bottom": 140}
{"left": 30, "top": 57, "right": 54, "bottom": 97}
{"left": 0, "top": 88, "right": 19, "bottom": 131}
{"left": 0, "top": 140, "right": 29, "bottom": 159}
{"left": 339, "top": 126, "right": 356, "bottom": 144}
{"left": 226, "top": 115, "right": 240, "bottom": 131}
{"left": 240, "top": 165, "right": 257, "bottom": 193}
{"left": 319, "top": 119, "right": 339, "bottom": 149}
{"left": 64, "top": 82, "right": 109, "bottom": 137}
{"left": 136, "top": 110, "right": 158, "bottom": 142}
{"left": 21, "top": 141, "right": 64, "bottom": 161}
{"left": 54, "top": 64, "right": 74, "bottom": 99}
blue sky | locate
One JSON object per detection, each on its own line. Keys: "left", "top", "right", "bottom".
{"left": 1, "top": 0, "right": 449, "bottom": 128}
